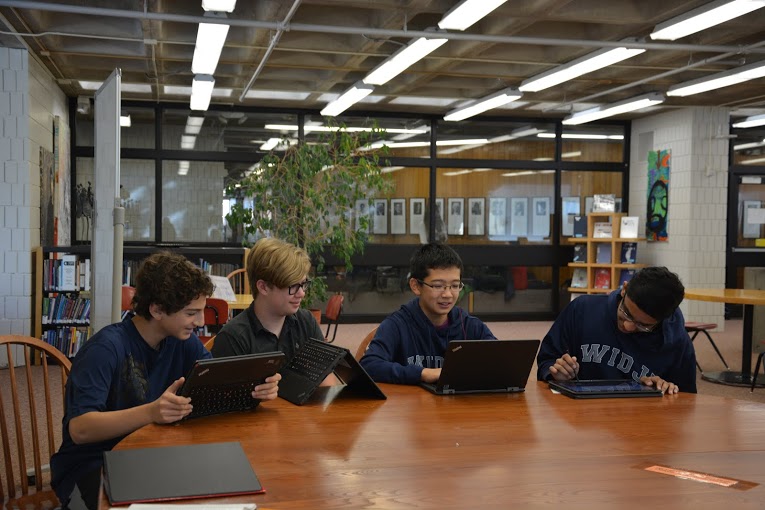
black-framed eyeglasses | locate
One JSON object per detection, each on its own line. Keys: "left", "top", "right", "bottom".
{"left": 417, "top": 280, "right": 465, "bottom": 293}
{"left": 287, "top": 279, "right": 312, "bottom": 295}
{"left": 617, "top": 298, "right": 658, "bottom": 333}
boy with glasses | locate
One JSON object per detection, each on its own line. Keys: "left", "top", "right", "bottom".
{"left": 212, "top": 238, "right": 329, "bottom": 379}
{"left": 360, "top": 243, "right": 495, "bottom": 384}
{"left": 536, "top": 266, "right": 696, "bottom": 393}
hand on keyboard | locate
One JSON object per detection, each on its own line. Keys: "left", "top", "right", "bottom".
{"left": 253, "top": 373, "right": 282, "bottom": 400}
{"left": 152, "top": 377, "right": 193, "bottom": 423}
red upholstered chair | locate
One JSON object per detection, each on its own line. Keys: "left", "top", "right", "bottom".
{"left": 323, "top": 294, "right": 344, "bottom": 343}
{"left": 199, "top": 298, "right": 229, "bottom": 345}
{"left": 685, "top": 322, "right": 729, "bottom": 372}
{"left": 121, "top": 285, "right": 136, "bottom": 312}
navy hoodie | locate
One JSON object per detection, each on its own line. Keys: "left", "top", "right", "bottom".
{"left": 536, "top": 291, "right": 697, "bottom": 392}
{"left": 360, "top": 298, "right": 495, "bottom": 384}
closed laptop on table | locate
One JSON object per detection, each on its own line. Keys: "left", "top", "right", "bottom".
{"left": 548, "top": 379, "right": 664, "bottom": 399}
{"left": 279, "top": 337, "right": 386, "bottom": 405}
{"left": 178, "top": 352, "right": 285, "bottom": 419}
{"left": 103, "top": 441, "right": 264, "bottom": 505}
{"left": 421, "top": 339, "right": 540, "bottom": 395}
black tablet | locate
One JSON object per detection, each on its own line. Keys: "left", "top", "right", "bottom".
{"left": 548, "top": 379, "right": 664, "bottom": 399}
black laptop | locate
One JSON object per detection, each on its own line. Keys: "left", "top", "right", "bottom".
{"left": 548, "top": 379, "right": 664, "bottom": 399}
{"left": 177, "top": 352, "right": 285, "bottom": 419}
{"left": 278, "top": 337, "right": 387, "bottom": 405}
{"left": 420, "top": 339, "right": 540, "bottom": 395}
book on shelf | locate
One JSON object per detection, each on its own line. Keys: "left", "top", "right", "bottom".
{"left": 592, "top": 222, "right": 613, "bottom": 238}
{"left": 619, "top": 216, "right": 639, "bottom": 238}
{"left": 572, "top": 244, "right": 587, "bottom": 263}
{"left": 620, "top": 242, "right": 637, "bottom": 264}
{"left": 595, "top": 244, "right": 611, "bottom": 263}
{"left": 573, "top": 216, "right": 587, "bottom": 237}
{"left": 571, "top": 268, "right": 587, "bottom": 288}
{"left": 592, "top": 194, "right": 616, "bottom": 212}
{"left": 59, "top": 254, "right": 78, "bottom": 291}
{"left": 618, "top": 269, "right": 636, "bottom": 287}
{"left": 594, "top": 268, "right": 611, "bottom": 289}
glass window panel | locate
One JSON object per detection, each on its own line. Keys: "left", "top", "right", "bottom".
{"left": 732, "top": 125, "right": 765, "bottom": 165}
{"left": 560, "top": 170, "right": 623, "bottom": 243}
{"left": 161, "top": 160, "right": 227, "bottom": 243}
{"left": 561, "top": 124, "right": 625, "bottom": 162}
{"left": 466, "top": 265, "right": 553, "bottom": 314}
{"left": 436, "top": 168, "right": 555, "bottom": 245}
{"left": 162, "top": 110, "right": 298, "bottom": 152}
{"left": 75, "top": 158, "right": 156, "bottom": 242}
{"left": 75, "top": 106, "right": 155, "bottom": 149}
{"left": 736, "top": 176, "right": 765, "bottom": 246}
{"left": 437, "top": 120, "right": 556, "bottom": 160}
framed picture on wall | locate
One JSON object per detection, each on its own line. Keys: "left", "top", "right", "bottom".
{"left": 615, "top": 197, "right": 623, "bottom": 213}
{"left": 488, "top": 197, "right": 507, "bottom": 236}
{"left": 468, "top": 198, "right": 485, "bottom": 236}
{"left": 373, "top": 199, "right": 388, "bottom": 234}
{"left": 743, "top": 200, "right": 762, "bottom": 239}
{"left": 510, "top": 197, "right": 528, "bottom": 237}
{"left": 390, "top": 198, "right": 406, "bottom": 234}
{"left": 531, "top": 197, "right": 551, "bottom": 237}
{"left": 447, "top": 198, "right": 464, "bottom": 235}
{"left": 585, "top": 196, "right": 594, "bottom": 214}
{"left": 409, "top": 197, "right": 425, "bottom": 235}
{"left": 355, "top": 199, "right": 371, "bottom": 233}
{"left": 436, "top": 198, "right": 445, "bottom": 222}
{"left": 561, "top": 196, "right": 580, "bottom": 237}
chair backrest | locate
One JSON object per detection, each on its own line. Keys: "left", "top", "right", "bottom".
{"left": 324, "top": 294, "right": 344, "bottom": 343}
{"left": 204, "top": 336, "right": 216, "bottom": 352}
{"left": 121, "top": 285, "right": 136, "bottom": 312}
{"left": 226, "top": 268, "right": 250, "bottom": 296}
{"left": 355, "top": 327, "right": 378, "bottom": 361}
{"left": 204, "top": 298, "right": 230, "bottom": 327}
{"left": 0, "top": 335, "right": 71, "bottom": 507}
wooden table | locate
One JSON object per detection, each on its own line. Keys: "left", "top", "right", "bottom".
{"left": 102, "top": 383, "right": 765, "bottom": 509}
{"left": 227, "top": 293, "right": 253, "bottom": 311}
{"left": 685, "top": 288, "right": 765, "bottom": 387}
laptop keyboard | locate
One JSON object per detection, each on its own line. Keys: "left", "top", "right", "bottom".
{"left": 185, "top": 381, "right": 256, "bottom": 418}
{"left": 286, "top": 340, "right": 342, "bottom": 383}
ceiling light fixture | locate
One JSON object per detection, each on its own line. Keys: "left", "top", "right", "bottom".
{"left": 732, "top": 114, "right": 765, "bottom": 128}
{"left": 191, "top": 15, "right": 230, "bottom": 75}
{"left": 519, "top": 42, "right": 645, "bottom": 93}
{"left": 443, "top": 88, "right": 523, "bottom": 121}
{"left": 363, "top": 35, "right": 448, "bottom": 86}
{"left": 263, "top": 124, "right": 427, "bottom": 134}
{"left": 180, "top": 136, "right": 196, "bottom": 150}
{"left": 743, "top": 156, "right": 765, "bottom": 164}
{"left": 667, "top": 60, "right": 765, "bottom": 96}
{"left": 163, "top": 85, "right": 233, "bottom": 97}
{"left": 650, "top": 0, "right": 765, "bottom": 41}
{"left": 320, "top": 82, "right": 375, "bottom": 117}
{"left": 733, "top": 139, "right": 765, "bottom": 150}
{"left": 562, "top": 93, "right": 665, "bottom": 125}
{"left": 178, "top": 161, "right": 190, "bottom": 176}
{"left": 260, "top": 138, "right": 282, "bottom": 151}
{"left": 190, "top": 75, "right": 215, "bottom": 111}
{"left": 185, "top": 116, "right": 205, "bottom": 135}
{"left": 201, "top": 0, "right": 237, "bottom": 12}
{"left": 537, "top": 133, "right": 625, "bottom": 140}
{"left": 119, "top": 115, "right": 131, "bottom": 127}
{"left": 438, "top": 0, "right": 508, "bottom": 31}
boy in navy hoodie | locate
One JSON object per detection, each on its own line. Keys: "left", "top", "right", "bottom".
{"left": 360, "top": 243, "right": 495, "bottom": 384}
{"left": 537, "top": 266, "right": 696, "bottom": 393}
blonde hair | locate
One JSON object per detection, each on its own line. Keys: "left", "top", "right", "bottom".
{"left": 247, "top": 237, "right": 311, "bottom": 298}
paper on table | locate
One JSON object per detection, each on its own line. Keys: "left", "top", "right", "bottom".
{"left": 125, "top": 505, "right": 256, "bottom": 510}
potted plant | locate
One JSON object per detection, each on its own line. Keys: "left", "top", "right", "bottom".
{"left": 225, "top": 124, "right": 392, "bottom": 313}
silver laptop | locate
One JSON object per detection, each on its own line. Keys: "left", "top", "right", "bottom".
{"left": 420, "top": 339, "right": 540, "bottom": 395}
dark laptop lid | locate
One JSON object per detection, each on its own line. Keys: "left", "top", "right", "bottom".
{"left": 424, "top": 339, "right": 541, "bottom": 395}
{"left": 103, "top": 441, "right": 264, "bottom": 505}
{"left": 548, "top": 379, "right": 664, "bottom": 399}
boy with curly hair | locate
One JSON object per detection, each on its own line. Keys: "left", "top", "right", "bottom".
{"left": 51, "top": 252, "right": 280, "bottom": 509}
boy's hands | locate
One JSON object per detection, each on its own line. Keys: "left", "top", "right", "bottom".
{"left": 151, "top": 377, "right": 193, "bottom": 424}
{"left": 421, "top": 367, "right": 441, "bottom": 384}
{"left": 252, "top": 373, "right": 282, "bottom": 400}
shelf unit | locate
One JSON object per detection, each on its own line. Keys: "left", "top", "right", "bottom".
{"left": 567, "top": 212, "right": 646, "bottom": 295}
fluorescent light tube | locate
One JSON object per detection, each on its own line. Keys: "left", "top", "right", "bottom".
{"left": 260, "top": 138, "right": 282, "bottom": 151}
{"left": 263, "top": 124, "right": 427, "bottom": 134}
{"left": 164, "top": 85, "right": 233, "bottom": 97}
{"left": 185, "top": 116, "right": 205, "bottom": 135}
{"left": 190, "top": 75, "right": 215, "bottom": 111}
{"left": 650, "top": 0, "right": 765, "bottom": 41}
{"left": 562, "top": 93, "right": 665, "bottom": 125}
{"left": 520, "top": 43, "right": 645, "bottom": 93}
{"left": 667, "top": 60, "right": 765, "bottom": 96}
{"left": 181, "top": 136, "right": 196, "bottom": 149}
{"left": 743, "top": 156, "right": 765, "bottom": 164}
{"left": 119, "top": 115, "right": 131, "bottom": 127}
{"left": 320, "top": 82, "right": 375, "bottom": 116}
{"left": 192, "top": 19, "right": 230, "bottom": 75}
{"left": 178, "top": 161, "right": 190, "bottom": 176}
{"left": 363, "top": 36, "right": 448, "bottom": 85}
{"left": 538, "top": 133, "right": 625, "bottom": 140}
{"left": 438, "top": 0, "right": 507, "bottom": 31}
{"left": 732, "top": 114, "right": 765, "bottom": 128}
{"left": 734, "top": 139, "right": 765, "bottom": 150}
{"left": 443, "top": 88, "right": 523, "bottom": 121}
{"left": 202, "top": 0, "right": 237, "bottom": 12}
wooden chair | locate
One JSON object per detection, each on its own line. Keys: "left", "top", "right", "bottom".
{"left": 204, "top": 336, "right": 216, "bottom": 352}
{"left": 121, "top": 285, "right": 136, "bottom": 312}
{"left": 355, "top": 327, "right": 378, "bottom": 361}
{"left": 0, "top": 335, "right": 72, "bottom": 509}
{"left": 685, "top": 322, "right": 729, "bottom": 372}
{"left": 199, "top": 298, "right": 229, "bottom": 345}
{"left": 226, "top": 268, "right": 250, "bottom": 296}
{"left": 323, "top": 294, "right": 344, "bottom": 343}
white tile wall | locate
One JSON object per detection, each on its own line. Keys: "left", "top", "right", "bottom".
{"left": 630, "top": 107, "right": 729, "bottom": 328}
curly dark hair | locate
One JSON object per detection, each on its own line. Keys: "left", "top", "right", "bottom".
{"left": 626, "top": 266, "right": 684, "bottom": 321}
{"left": 132, "top": 251, "right": 214, "bottom": 320}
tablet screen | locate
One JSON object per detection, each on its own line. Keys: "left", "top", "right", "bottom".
{"left": 551, "top": 379, "right": 662, "bottom": 395}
